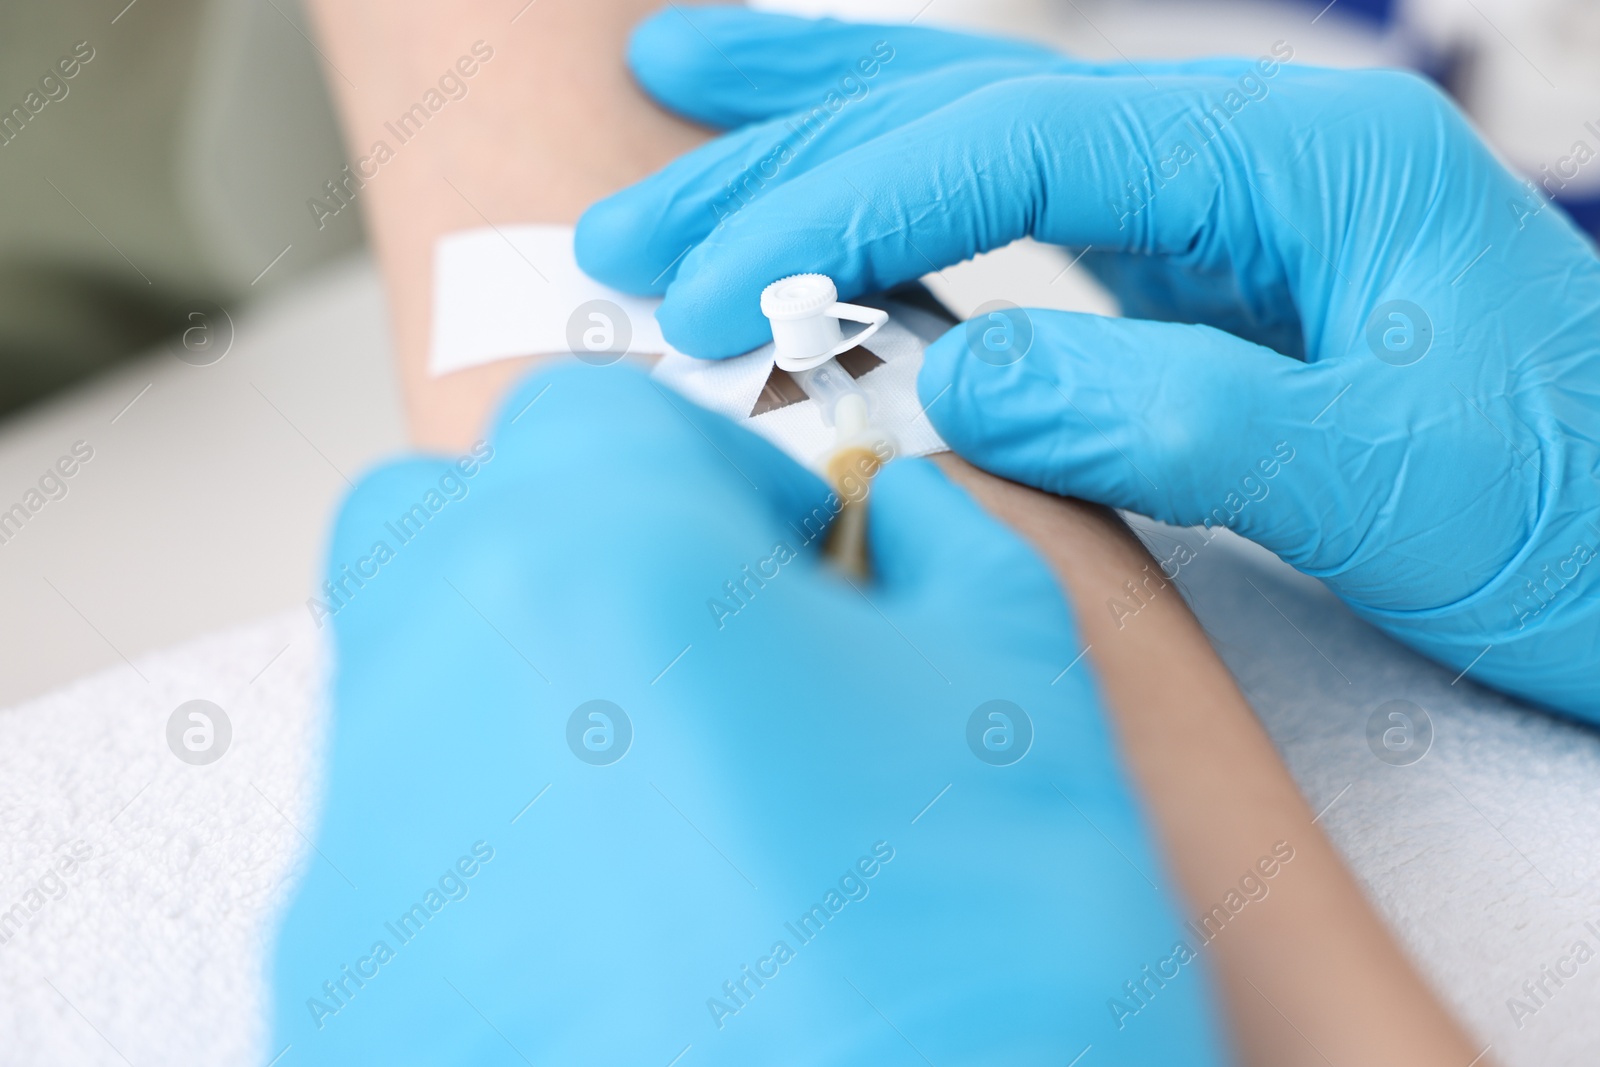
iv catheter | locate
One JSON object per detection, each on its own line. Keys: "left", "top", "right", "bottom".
{"left": 760, "top": 274, "right": 895, "bottom": 578}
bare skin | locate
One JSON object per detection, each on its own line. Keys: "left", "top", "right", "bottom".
{"left": 302, "top": 0, "right": 706, "bottom": 448}
{"left": 302, "top": 1, "right": 1488, "bottom": 1062}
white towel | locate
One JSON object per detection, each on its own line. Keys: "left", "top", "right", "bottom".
{"left": 0, "top": 611, "right": 325, "bottom": 1067}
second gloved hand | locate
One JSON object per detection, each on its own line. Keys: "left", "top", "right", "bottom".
{"left": 268, "top": 364, "right": 1229, "bottom": 1065}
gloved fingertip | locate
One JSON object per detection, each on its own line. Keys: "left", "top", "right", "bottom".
{"left": 869, "top": 456, "right": 1052, "bottom": 597}
{"left": 484, "top": 362, "right": 831, "bottom": 538}
{"left": 656, "top": 276, "right": 773, "bottom": 360}
{"left": 870, "top": 451, "right": 944, "bottom": 493}
{"left": 574, "top": 195, "right": 660, "bottom": 295}
{"left": 626, "top": 5, "right": 779, "bottom": 127}
{"left": 627, "top": 4, "right": 746, "bottom": 75}
{"left": 483, "top": 361, "right": 658, "bottom": 455}
{"left": 625, "top": 9, "right": 699, "bottom": 102}
{"left": 624, "top": 7, "right": 686, "bottom": 70}
{"left": 866, "top": 458, "right": 948, "bottom": 592}
{"left": 328, "top": 455, "right": 459, "bottom": 581}
{"left": 916, "top": 325, "right": 987, "bottom": 448}
{"left": 917, "top": 324, "right": 965, "bottom": 396}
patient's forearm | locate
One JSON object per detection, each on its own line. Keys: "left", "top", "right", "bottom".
{"left": 302, "top": 0, "right": 709, "bottom": 447}
{"left": 936, "top": 455, "right": 1486, "bottom": 1067}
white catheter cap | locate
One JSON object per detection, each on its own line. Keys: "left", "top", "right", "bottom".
{"left": 760, "top": 274, "right": 888, "bottom": 372}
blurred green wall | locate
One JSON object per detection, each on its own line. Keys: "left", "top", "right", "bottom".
{"left": 0, "top": 0, "right": 362, "bottom": 416}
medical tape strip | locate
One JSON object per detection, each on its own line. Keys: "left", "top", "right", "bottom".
{"left": 429, "top": 223, "right": 666, "bottom": 376}
{"left": 429, "top": 224, "right": 946, "bottom": 473}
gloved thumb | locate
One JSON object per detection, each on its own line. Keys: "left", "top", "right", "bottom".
{"left": 867, "top": 458, "right": 1085, "bottom": 669}
{"left": 920, "top": 310, "right": 1337, "bottom": 565}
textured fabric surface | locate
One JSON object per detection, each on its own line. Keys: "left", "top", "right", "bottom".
{"left": 2, "top": 534, "right": 1597, "bottom": 1064}
{"left": 0, "top": 610, "right": 326, "bottom": 1067}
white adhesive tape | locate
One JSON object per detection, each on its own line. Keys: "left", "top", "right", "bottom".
{"left": 429, "top": 224, "right": 665, "bottom": 376}
{"left": 429, "top": 222, "right": 948, "bottom": 473}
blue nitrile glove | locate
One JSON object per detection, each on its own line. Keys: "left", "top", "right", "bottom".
{"left": 575, "top": 7, "right": 1600, "bottom": 721}
{"left": 267, "top": 364, "right": 1229, "bottom": 1065}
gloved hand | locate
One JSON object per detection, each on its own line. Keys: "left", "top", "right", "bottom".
{"left": 268, "top": 364, "right": 1228, "bottom": 1065}
{"left": 576, "top": 8, "right": 1600, "bottom": 721}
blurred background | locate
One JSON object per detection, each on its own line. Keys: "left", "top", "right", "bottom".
{"left": 2, "top": 0, "right": 1597, "bottom": 706}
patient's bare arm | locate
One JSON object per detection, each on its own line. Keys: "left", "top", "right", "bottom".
{"left": 303, "top": 4, "right": 1487, "bottom": 1063}
{"left": 302, "top": 0, "right": 706, "bottom": 448}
